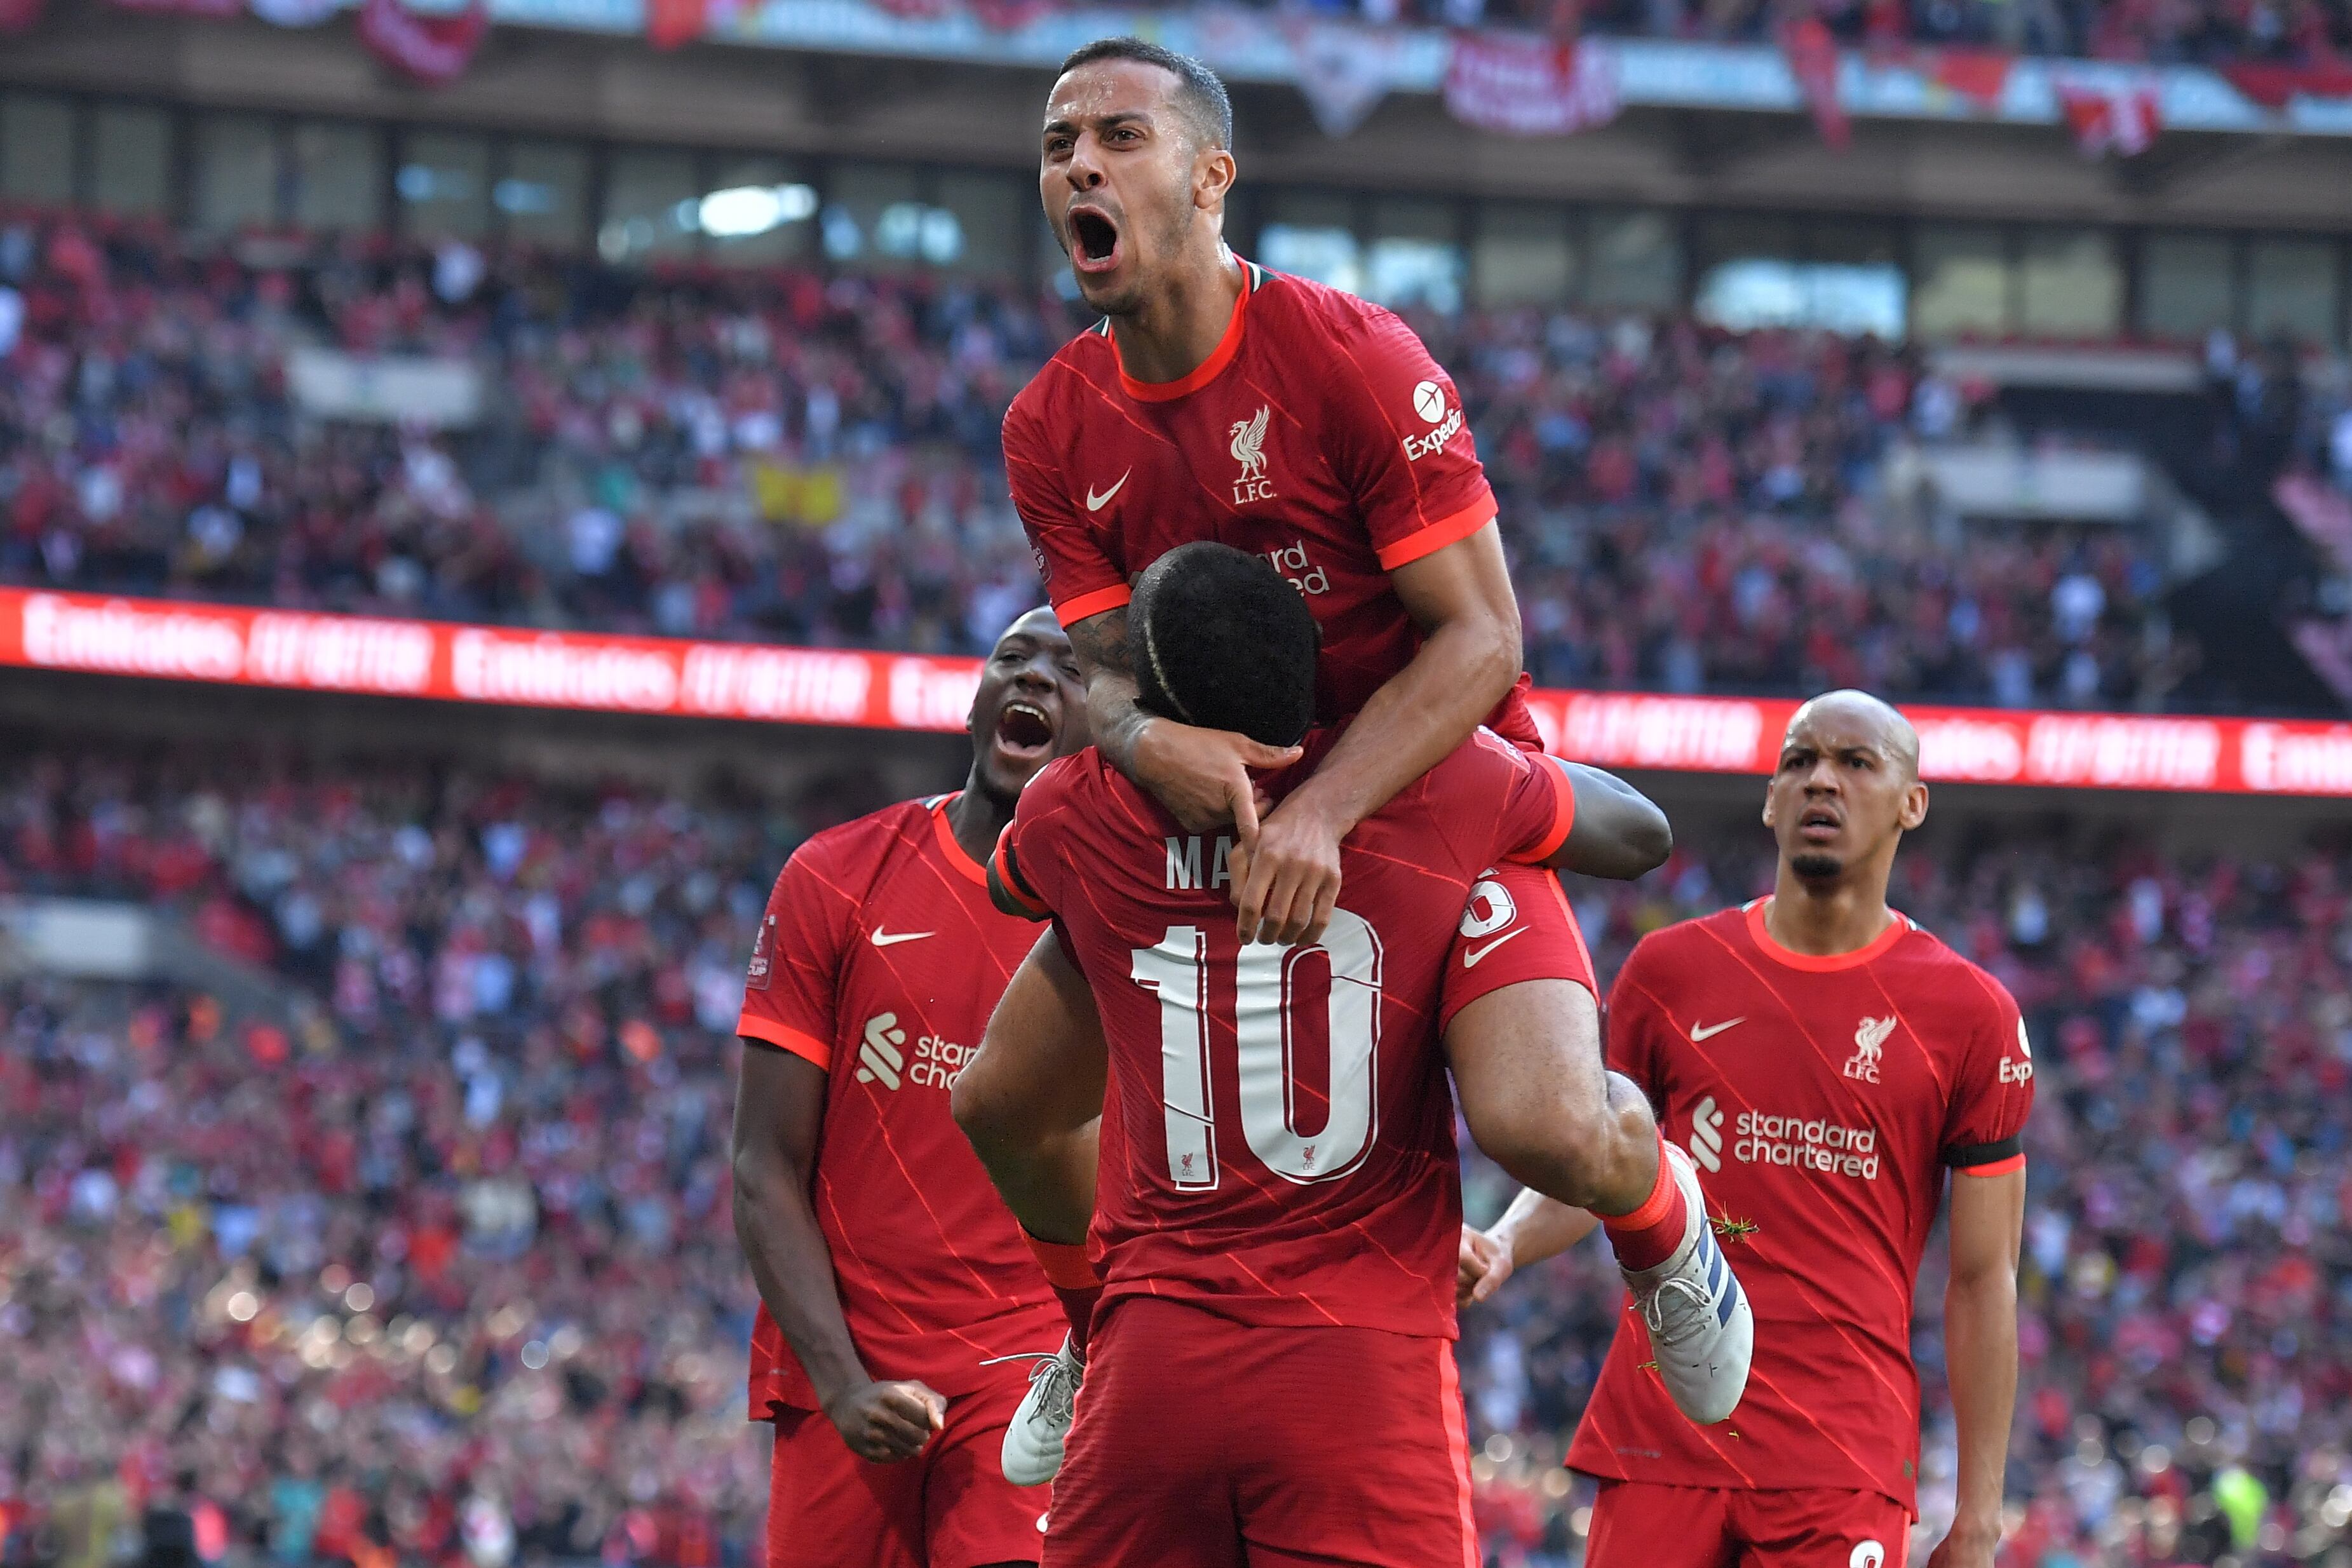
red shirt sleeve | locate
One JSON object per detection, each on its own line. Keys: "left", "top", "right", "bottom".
{"left": 1472, "top": 733, "right": 1575, "bottom": 867}
{"left": 1940, "top": 972, "right": 2036, "bottom": 1175}
{"left": 1323, "top": 305, "right": 1498, "bottom": 572}
{"left": 736, "top": 842, "right": 855, "bottom": 1070}
{"left": 1003, "top": 396, "right": 1132, "bottom": 626}
{"left": 995, "top": 756, "right": 1081, "bottom": 918}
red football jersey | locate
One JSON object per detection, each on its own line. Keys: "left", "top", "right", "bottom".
{"left": 1565, "top": 900, "right": 2037, "bottom": 1511}
{"left": 736, "top": 794, "right": 1062, "bottom": 1417}
{"left": 994, "top": 727, "right": 1576, "bottom": 1339}
{"left": 1003, "top": 260, "right": 1539, "bottom": 748}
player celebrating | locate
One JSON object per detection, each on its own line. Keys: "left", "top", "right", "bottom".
{"left": 996, "top": 35, "right": 1750, "bottom": 1458}
{"left": 953, "top": 543, "right": 1712, "bottom": 1567}
{"left": 1459, "top": 691, "right": 2034, "bottom": 1568}
{"left": 729, "top": 608, "right": 1089, "bottom": 1568}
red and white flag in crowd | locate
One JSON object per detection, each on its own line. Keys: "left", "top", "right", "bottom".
{"left": 1779, "top": 15, "right": 1849, "bottom": 150}
{"left": 2055, "top": 74, "right": 2161, "bottom": 156}
{"left": 358, "top": 0, "right": 490, "bottom": 86}
{"left": 0, "top": 0, "right": 44, "bottom": 32}
{"left": 1285, "top": 18, "right": 1410, "bottom": 139}
{"left": 644, "top": 0, "right": 703, "bottom": 48}
{"left": 1443, "top": 32, "right": 1621, "bottom": 138}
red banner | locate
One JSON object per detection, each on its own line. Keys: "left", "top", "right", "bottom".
{"left": 1780, "top": 16, "right": 1850, "bottom": 151}
{"left": 1442, "top": 34, "right": 1621, "bottom": 138}
{"left": 6, "top": 587, "right": 2352, "bottom": 796}
{"left": 2055, "top": 74, "right": 2161, "bottom": 156}
{"left": 358, "top": 0, "right": 490, "bottom": 86}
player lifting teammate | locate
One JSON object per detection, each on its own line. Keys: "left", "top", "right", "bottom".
{"left": 989, "top": 36, "right": 1753, "bottom": 1476}
{"left": 954, "top": 543, "right": 1701, "bottom": 1567}
{"left": 1461, "top": 692, "right": 2034, "bottom": 1568}
{"left": 729, "top": 609, "right": 1088, "bottom": 1568}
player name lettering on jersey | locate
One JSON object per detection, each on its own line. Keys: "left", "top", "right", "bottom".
{"left": 1733, "top": 1107, "right": 1880, "bottom": 1180}
{"left": 1166, "top": 835, "right": 1236, "bottom": 891}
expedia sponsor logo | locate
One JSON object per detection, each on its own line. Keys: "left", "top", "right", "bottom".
{"left": 1402, "top": 402, "right": 1464, "bottom": 463}
{"left": 853, "top": 1011, "right": 980, "bottom": 1092}
{"left": 2000, "top": 1017, "right": 2035, "bottom": 1084}
{"left": 1734, "top": 1109, "right": 1879, "bottom": 1180}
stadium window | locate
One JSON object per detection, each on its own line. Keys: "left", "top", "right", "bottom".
{"left": 934, "top": 170, "right": 1022, "bottom": 277}
{"left": 290, "top": 121, "right": 381, "bottom": 233}
{"left": 497, "top": 140, "right": 588, "bottom": 248}
{"left": 2019, "top": 228, "right": 2121, "bottom": 339}
{"left": 823, "top": 161, "right": 923, "bottom": 271}
{"left": 1365, "top": 198, "right": 1463, "bottom": 315}
{"left": 90, "top": 104, "right": 172, "bottom": 219}
{"left": 2138, "top": 233, "right": 2235, "bottom": 344}
{"left": 1912, "top": 224, "right": 2012, "bottom": 340}
{"left": 703, "top": 156, "right": 814, "bottom": 266}
{"left": 194, "top": 114, "right": 280, "bottom": 233}
{"left": 1260, "top": 191, "right": 1363, "bottom": 295}
{"left": 398, "top": 131, "right": 490, "bottom": 240}
{"left": 0, "top": 92, "right": 76, "bottom": 205}
{"left": 600, "top": 147, "right": 699, "bottom": 262}
{"left": 1586, "top": 208, "right": 1683, "bottom": 313}
{"left": 2247, "top": 237, "right": 2339, "bottom": 349}
{"left": 1693, "top": 214, "right": 1903, "bottom": 339}
{"left": 1471, "top": 204, "right": 1578, "bottom": 308}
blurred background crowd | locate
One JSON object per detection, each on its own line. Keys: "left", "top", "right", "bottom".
{"left": 13, "top": 213, "right": 2345, "bottom": 714}
{"left": 1, "top": 741, "right": 2348, "bottom": 1567}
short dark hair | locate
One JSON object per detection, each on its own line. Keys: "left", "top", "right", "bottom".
{"left": 1131, "top": 542, "right": 1318, "bottom": 749}
{"left": 1058, "top": 36, "right": 1234, "bottom": 152}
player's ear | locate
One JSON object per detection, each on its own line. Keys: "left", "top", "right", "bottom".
{"left": 1898, "top": 781, "right": 1930, "bottom": 832}
{"left": 1194, "top": 146, "right": 1235, "bottom": 214}
{"left": 1760, "top": 783, "right": 1777, "bottom": 828}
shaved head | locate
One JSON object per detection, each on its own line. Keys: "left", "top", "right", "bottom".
{"left": 1784, "top": 689, "right": 1919, "bottom": 782}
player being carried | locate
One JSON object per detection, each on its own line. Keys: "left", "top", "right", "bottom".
{"left": 992, "top": 34, "right": 1753, "bottom": 1477}
{"left": 1459, "top": 691, "right": 2034, "bottom": 1568}
{"left": 954, "top": 542, "right": 1720, "bottom": 1565}
{"left": 729, "top": 608, "right": 1090, "bottom": 1568}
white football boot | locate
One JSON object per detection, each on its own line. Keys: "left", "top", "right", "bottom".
{"left": 988, "top": 1334, "right": 1085, "bottom": 1486}
{"left": 1621, "top": 1142, "right": 1754, "bottom": 1425}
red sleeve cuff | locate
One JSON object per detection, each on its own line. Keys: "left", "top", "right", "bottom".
{"left": 738, "top": 1015, "right": 831, "bottom": 1070}
{"left": 1052, "top": 583, "right": 1132, "bottom": 625}
{"left": 1956, "top": 1154, "right": 2025, "bottom": 1177}
{"left": 1373, "top": 491, "right": 1497, "bottom": 571}
{"left": 1505, "top": 753, "right": 1578, "bottom": 865}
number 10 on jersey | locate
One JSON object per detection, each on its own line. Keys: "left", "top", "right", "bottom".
{"left": 1129, "top": 913, "right": 1384, "bottom": 1191}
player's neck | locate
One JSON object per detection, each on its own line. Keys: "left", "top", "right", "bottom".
{"left": 1762, "top": 873, "right": 1895, "bottom": 957}
{"left": 1106, "top": 248, "right": 1245, "bottom": 386}
{"left": 945, "top": 778, "right": 1015, "bottom": 870}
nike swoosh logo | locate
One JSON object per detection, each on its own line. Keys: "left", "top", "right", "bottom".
{"left": 870, "top": 929, "right": 935, "bottom": 948}
{"left": 1461, "top": 928, "right": 1526, "bottom": 968}
{"left": 1689, "top": 1017, "right": 1745, "bottom": 1042}
{"left": 1085, "top": 471, "right": 1130, "bottom": 511}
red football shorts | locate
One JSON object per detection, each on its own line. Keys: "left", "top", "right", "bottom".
{"left": 1586, "top": 1479, "right": 1913, "bottom": 1568}
{"left": 766, "top": 1366, "right": 1050, "bottom": 1568}
{"left": 1440, "top": 862, "right": 1598, "bottom": 1030}
{"left": 1043, "top": 1297, "right": 1478, "bottom": 1568}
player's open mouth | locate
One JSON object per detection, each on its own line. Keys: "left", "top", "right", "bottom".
{"left": 1798, "top": 806, "right": 1841, "bottom": 841}
{"left": 996, "top": 701, "right": 1056, "bottom": 759}
{"left": 1069, "top": 208, "right": 1121, "bottom": 275}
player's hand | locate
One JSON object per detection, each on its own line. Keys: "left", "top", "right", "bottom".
{"left": 1457, "top": 1226, "right": 1515, "bottom": 1306}
{"left": 1131, "top": 717, "right": 1302, "bottom": 834}
{"left": 823, "top": 1379, "right": 947, "bottom": 1463}
{"left": 1230, "top": 790, "right": 1344, "bottom": 947}
{"left": 1923, "top": 1513, "right": 2001, "bottom": 1568}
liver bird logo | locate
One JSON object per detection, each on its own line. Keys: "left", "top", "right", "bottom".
{"left": 1229, "top": 405, "right": 1271, "bottom": 483}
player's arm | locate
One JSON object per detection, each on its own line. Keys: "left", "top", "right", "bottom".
{"left": 1064, "top": 605, "right": 1301, "bottom": 839}
{"left": 952, "top": 929, "right": 1107, "bottom": 1248}
{"left": 730, "top": 1046, "right": 943, "bottom": 1461}
{"left": 1239, "top": 524, "right": 1521, "bottom": 945}
{"left": 1457, "top": 1186, "right": 1602, "bottom": 1306}
{"left": 1930, "top": 1164, "right": 2026, "bottom": 1568}
{"left": 1541, "top": 760, "right": 1673, "bottom": 881}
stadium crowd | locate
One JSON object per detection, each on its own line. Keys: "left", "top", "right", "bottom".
{"left": 1, "top": 738, "right": 2348, "bottom": 1567}
{"left": 0, "top": 212, "right": 2203, "bottom": 712}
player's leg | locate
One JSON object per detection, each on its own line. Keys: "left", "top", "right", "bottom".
{"left": 1583, "top": 1480, "right": 1740, "bottom": 1568}
{"left": 916, "top": 1363, "right": 1053, "bottom": 1568}
{"left": 1038, "top": 1299, "right": 1246, "bottom": 1568}
{"left": 1441, "top": 865, "right": 1752, "bottom": 1425}
{"left": 766, "top": 1406, "right": 925, "bottom": 1568}
{"left": 1727, "top": 1487, "right": 1913, "bottom": 1568}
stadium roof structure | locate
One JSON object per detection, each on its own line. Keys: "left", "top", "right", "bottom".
{"left": 10, "top": 585, "right": 2352, "bottom": 799}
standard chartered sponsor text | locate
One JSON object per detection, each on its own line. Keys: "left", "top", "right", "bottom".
{"left": 1734, "top": 1109, "right": 1879, "bottom": 1179}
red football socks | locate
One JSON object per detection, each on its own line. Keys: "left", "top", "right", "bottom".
{"left": 1600, "top": 1136, "right": 1689, "bottom": 1273}
{"left": 1024, "top": 1233, "right": 1103, "bottom": 1360}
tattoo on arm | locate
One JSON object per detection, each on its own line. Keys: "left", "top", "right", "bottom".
{"left": 1067, "top": 607, "right": 1153, "bottom": 778}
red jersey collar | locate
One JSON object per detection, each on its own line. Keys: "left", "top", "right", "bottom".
{"left": 1111, "top": 258, "right": 1259, "bottom": 403}
{"left": 1743, "top": 897, "right": 1910, "bottom": 972}
{"left": 928, "top": 794, "right": 989, "bottom": 887}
